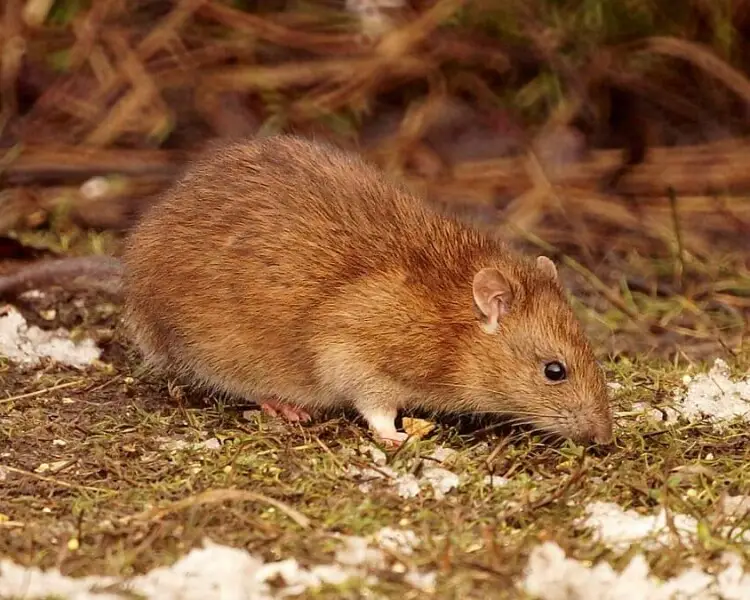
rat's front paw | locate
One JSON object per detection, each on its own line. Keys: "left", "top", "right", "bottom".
{"left": 358, "top": 403, "right": 409, "bottom": 448}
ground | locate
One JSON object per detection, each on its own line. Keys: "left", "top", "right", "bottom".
{"left": 0, "top": 286, "right": 749, "bottom": 599}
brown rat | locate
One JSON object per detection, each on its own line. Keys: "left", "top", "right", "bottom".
{"left": 123, "top": 134, "right": 613, "bottom": 445}
{"left": 0, "top": 135, "right": 613, "bottom": 446}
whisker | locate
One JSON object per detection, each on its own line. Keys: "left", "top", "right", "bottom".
{"left": 537, "top": 430, "right": 562, "bottom": 444}
{"left": 505, "top": 417, "right": 547, "bottom": 427}
{"left": 431, "top": 382, "right": 508, "bottom": 396}
{"left": 414, "top": 383, "right": 569, "bottom": 435}
{"left": 469, "top": 415, "right": 537, "bottom": 430}
{"left": 469, "top": 409, "right": 561, "bottom": 420}
{"left": 504, "top": 418, "right": 554, "bottom": 429}
{"left": 502, "top": 419, "right": 534, "bottom": 428}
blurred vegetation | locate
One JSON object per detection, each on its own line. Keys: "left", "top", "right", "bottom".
{"left": 0, "top": 0, "right": 749, "bottom": 359}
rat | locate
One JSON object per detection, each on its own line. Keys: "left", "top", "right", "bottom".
{"left": 0, "top": 134, "right": 613, "bottom": 446}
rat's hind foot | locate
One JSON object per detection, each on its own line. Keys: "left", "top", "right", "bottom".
{"left": 259, "top": 398, "right": 312, "bottom": 423}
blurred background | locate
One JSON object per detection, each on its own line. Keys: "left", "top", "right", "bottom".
{"left": 1, "top": 0, "right": 748, "bottom": 361}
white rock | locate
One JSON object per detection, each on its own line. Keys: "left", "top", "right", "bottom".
{"left": 373, "top": 527, "right": 419, "bottom": 555}
{"left": 579, "top": 501, "right": 698, "bottom": 552}
{"left": 0, "top": 306, "right": 100, "bottom": 368}
{"left": 395, "top": 473, "right": 421, "bottom": 499}
{"left": 673, "top": 359, "right": 750, "bottom": 428}
{"left": 522, "top": 541, "right": 750, "bottom": 600}
{"left": 428, "top": 446, "right": 458, "bottom": 464}
{"left": 405, "top": 569, "right": 437, "bottom": 593}
{"left": 484, "top": 475, "right": 510, "bottom": 488}
{"left": 421, "top": 467, "right": 459, "bottom": 500}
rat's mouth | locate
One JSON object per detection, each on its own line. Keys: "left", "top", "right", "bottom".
{"left": 532, "top": 416, "right": 613, "bottom": 446}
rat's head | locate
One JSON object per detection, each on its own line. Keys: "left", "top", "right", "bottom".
{"left": 463, "top": 255, "right": 613, "bottom": 445}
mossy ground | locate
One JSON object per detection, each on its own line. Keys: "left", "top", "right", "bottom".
{"left": 1, "top": 278, "right": 748, "bottom": 599}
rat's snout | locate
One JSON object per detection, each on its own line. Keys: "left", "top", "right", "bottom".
{"left": 545, "top": 412, "right": 613, "bottom": 446}
{"left": 578, "top": 416, "right": 613, "bottom": 445}
{"left": 591, "top": 421, "right": 613, "bottom": 445}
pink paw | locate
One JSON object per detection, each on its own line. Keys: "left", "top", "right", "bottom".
{"left": 259, "top": 399, "right": 312, "bottom": 423}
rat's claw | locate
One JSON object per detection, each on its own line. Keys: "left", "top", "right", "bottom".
{"left": 278, "top": 404, "right": 312, "bottom": 422}
{"left": 378, "top": 431, "right": 409, "bottom": 448}
{"left": 259, "top": 399, "right": 312, "bottom": 423}
{"left": 259, "top": 402, "right": 280, "bottom": 418}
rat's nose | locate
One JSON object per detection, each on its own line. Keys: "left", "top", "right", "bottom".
{"left": 572, "top": 414, "right": 613, "bottom": 445}
{"left": 589, "top": 420, "right": 613, "bottom": 445}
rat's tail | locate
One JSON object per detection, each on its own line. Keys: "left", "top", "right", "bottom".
{"left": 0, "top": 255, "right": 123, "bottom": 298}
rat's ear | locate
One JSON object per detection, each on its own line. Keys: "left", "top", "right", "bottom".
{"left": 536, "top": 256, "right": 558, "bottom": 279}
{"left": 473, "top": 268, "right": 513, "bottom": 334}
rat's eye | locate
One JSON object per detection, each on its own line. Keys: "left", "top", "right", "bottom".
{"left": 544, "top": 361, "right": 567, "bottom": 382}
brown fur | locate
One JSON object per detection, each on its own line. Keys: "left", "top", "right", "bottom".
{"left": 120, "top": 134, "right": 612, "bottom": 443}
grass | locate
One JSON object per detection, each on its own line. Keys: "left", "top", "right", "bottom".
{"left": 0, "top": 285, "right": 748, "bottom": 598}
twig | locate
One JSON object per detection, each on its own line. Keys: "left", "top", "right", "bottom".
{"left": 485, "top": 436, "right": 512, "bottom": 473}
{"left": 313, "top": 435, "right": 346, "bottom": 470}
{"left": 635, "top": 36, "right": 750, "bottom": 107}
{"left": 668, "top": 186, "right": 686, "bottom": 293}
{"left": 525, "top": 458, "right": 589, "bottom": 512}
{"left": 125, "top": 488, "right": 312, "bottom": 529}
{"left": 3, "top": 465, "right": 115, "bottom": 494}
{"left": 197, "top": 2, "right": 357, "bottom": 55}
{"left": 85, "top": 374, "right": 124, "bottom": 394}
{"left": 5, "top": 146, "right": 183, "bottom": 184}
{"left": 1, "top": 379, "right": 83, "bottom": 403}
